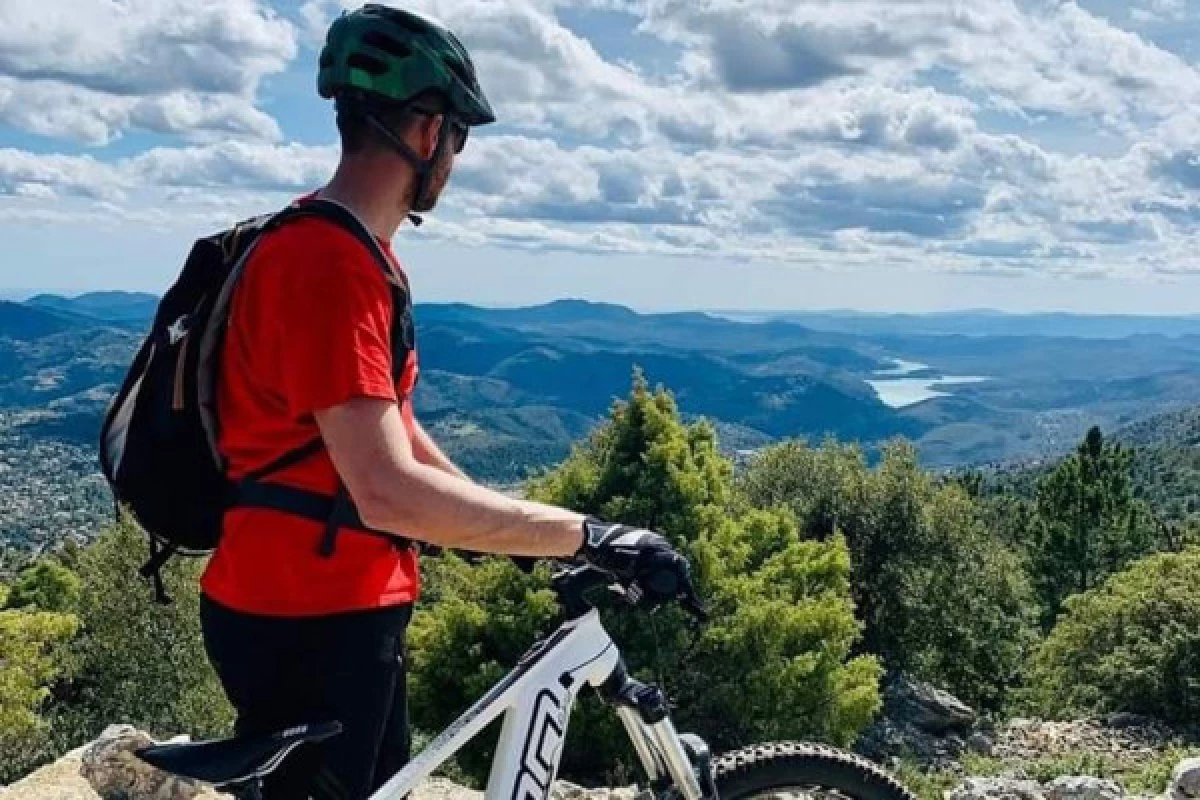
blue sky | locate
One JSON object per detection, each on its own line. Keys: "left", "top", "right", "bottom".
{"left": 2, "top": 0, "right": 1200, "bottom": 312}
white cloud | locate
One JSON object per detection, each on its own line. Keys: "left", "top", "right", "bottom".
{"left": 0, "top": 79, "right": 282, "bottom": 146}
{"left": 0, "top": 0, "right": 294, "bottom": 144}
{"left": 641, "top": 0, "right": 1200, "bottom": 126}
{"left": 0, "top": 0, "right": 294, "bottom": 96}
{"left": 5, "top": 0, "right": 1200, "bottom": 285}
{"left": 0, "top": 141, "right": 336, "bottom": 204}
{"left": 0, "top": 149, "right": 125, "bottom": 200}
{"left": 1131, "top": 0, "right": 1188, "bottom": 23}
{"left": 127, "top": 142, "right": 338, "bottom": 191}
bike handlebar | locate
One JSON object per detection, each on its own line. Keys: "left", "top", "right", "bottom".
{"left": 549, "top": 562, "right": 709, "bottom": 622}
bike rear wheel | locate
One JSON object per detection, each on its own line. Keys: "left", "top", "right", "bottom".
{"left": 712, "top": 742, "right": 917, "bottom": 800}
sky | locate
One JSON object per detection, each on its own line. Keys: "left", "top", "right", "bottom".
{"left": 2, "top": 0, "right": 1200, "bottom": 313}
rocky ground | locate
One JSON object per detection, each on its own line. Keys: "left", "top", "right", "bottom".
{"left": 4, "top": 681, "right": 1198, "bottom": 800}
{"left": 856, "top": 677, "right": 1200, "bottom": 800}
{"left": 0, "top": 726, "right": 650, "bottom": 800}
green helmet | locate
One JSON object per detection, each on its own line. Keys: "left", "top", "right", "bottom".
{"left": 317, "top": 4, "right": 496, "bottom": 127}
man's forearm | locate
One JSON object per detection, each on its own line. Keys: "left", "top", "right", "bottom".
{"left": 317, "top": 399, "right": 583, "bottom": 558}
{"left": 361, "top": 461, "right": 585, "bottom": 557}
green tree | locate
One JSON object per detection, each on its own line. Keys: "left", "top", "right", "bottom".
{"left": 1024, "top": 547, "right": 1200, "bottom": 724}
{"left": 0, "top": 606, "right": 78, "bottom": 782}
{"left": 740, "top": 438, "right": 1037, "bottom": 710}
{"left": 5, "top": 559, "right": 82, "bottom": 613}
{"left": 409, "top": 373, "right": 881, "bottom": 784}
{"left": 53, "top": 519, "right": 232, "bottom": 748}
{"left": 1030, "top": 427, "right": 1160, "bottom": 627}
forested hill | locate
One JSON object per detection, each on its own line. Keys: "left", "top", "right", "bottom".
{"left": 1114, "top": 406, "right": 1200, "bottom": 523}
{"left": 1119, "top": 405, "right": 1200, "bottom": 449}
{"left": 8, "top": 292, "right": 1200, "bottom": 487}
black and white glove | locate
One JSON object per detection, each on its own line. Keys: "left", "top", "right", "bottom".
{"left": 577, "top": 517, "right": 696, "bottom": 610}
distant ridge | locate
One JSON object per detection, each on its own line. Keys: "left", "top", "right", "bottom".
{"left": 27, "top": 291, "right": 160, "bottom": 325}
{"left": 713, "top": 310, "right": 1200, "bottom": 339}
{"left": 0, "top": 300, "right": 93, "bottom": 340}
{"left": 8, "top": 291, "right": 1200, "bottom": 478}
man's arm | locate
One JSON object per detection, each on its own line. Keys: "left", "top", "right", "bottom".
{"left": 316, "top": 397, "right": 584, "bottom": 557}
{"left": 411, "top": 417, "right": 471, "bottom": 481}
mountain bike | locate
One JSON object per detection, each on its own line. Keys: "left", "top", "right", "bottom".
{"left": 137, "top": 562, "right": 917, "bottom": 800}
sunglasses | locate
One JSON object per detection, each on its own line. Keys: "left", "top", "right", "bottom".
{"left": 448, "top": 119, "right": 468, "bottom": 154}
{"left": 410, "top": 104, "right": 468, "bottom": 153}
{"left": 367, "top": 110, "right": 469, "bottom": 157}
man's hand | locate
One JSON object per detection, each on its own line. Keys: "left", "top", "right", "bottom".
{"left": 577, "top": 518, "right": 695, "bottom": 609}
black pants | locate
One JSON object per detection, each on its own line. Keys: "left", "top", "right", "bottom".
{"left": 200, "top": 595, "right": 413, "bottom": 800}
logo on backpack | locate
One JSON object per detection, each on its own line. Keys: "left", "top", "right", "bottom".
{"left": 166, "top": 315, "right": 190, "bottom": 346}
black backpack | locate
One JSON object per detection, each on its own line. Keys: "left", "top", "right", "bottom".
{"left": 99, "top": 198, "right": 416, "bottom": 602}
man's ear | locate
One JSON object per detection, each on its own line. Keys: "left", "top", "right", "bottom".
{"left": 417, "top": 114, "right": 443, "bottom": 160}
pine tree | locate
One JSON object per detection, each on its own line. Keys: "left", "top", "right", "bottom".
{"left": 1031, "top": 427, "right": 1161, "bottom": 627}
{"left": 408, "top": 371, "right": 881, "bottom": 785}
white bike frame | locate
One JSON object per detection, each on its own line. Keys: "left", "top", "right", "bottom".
{"left": 369, "top": 608, "right": 704, "bottom": 800}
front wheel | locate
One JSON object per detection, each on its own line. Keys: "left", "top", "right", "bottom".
{"left": 712, "top": 742, "right": 918, "bottom": 800}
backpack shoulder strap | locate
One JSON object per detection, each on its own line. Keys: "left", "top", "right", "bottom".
{"left": 284, "top": 199, "right": 416, "bottom": 558}
{"left": 295, "top": 198, "right": 415, "bottom": 388}
{"left": 289, "top": 198, "right": 401, "bottom": 287}
{"left": 225, "top": 198, "right": 415, "bottom": 558}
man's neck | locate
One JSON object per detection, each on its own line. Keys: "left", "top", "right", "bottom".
{"left": 318, "top": 164, "right": 412, "bottom": 242}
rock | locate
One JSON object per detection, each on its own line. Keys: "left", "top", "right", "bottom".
{"left": 550, "top": 783, "right": 645, "bottom": 800}
{"left": 967, "top": 733, "right": 995, "bottom": 756}
{"left": 890, "top": 676, "right": 976, "bottom": 735}
{"left": 992, "top": 718, "right": 1179, "bottom": 766}
{"left": 1171, "top": 758, "right": 1200, "bottom": 800}
{"left": 1045, "top": 776, "right": 1123, "bottom": 800}
{"left": 411, "top": 777, "right": 483, "bottom": 800}
{"left": 0, "top": 745, "right": 97, "bottom": 800}
{"left": 79, "top": 725, "right": 228, "bottom": 800}
{"left": 4, "top": 728, "right": 653, "bottom": 800}
{"left": 948, "top": 778, "right": 1047, "bottom": 800}
{"left": 854, "top": 675, "right": 980, "bottom": 769}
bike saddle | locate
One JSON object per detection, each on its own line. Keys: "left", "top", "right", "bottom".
{"left": 135, "top": 721, "right": 342, "bottom": 787}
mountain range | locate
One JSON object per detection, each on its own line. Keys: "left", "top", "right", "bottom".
{"left": 717, "top": 309, "right": 1200, "bottom": 339}
{"left": 5, "top": 293, "right": 1200, "bottom": 483}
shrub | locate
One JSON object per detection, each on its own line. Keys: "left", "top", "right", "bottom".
{"left": 5, "top": 559, "right": 82, "bottom": 613}
{"left": 0, "top": 606, "right": 78, "bottom": 782}
{"left": 51, "top": 519, "right": 232, "bottom": 748}
{"left": 740, "top": 438, "right": 1037, "bottom": 710}
{"left": 1024, "top": 547, "right": 1200, "bottom": 724}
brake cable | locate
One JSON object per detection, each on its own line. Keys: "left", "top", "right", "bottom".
{"left": 649, "top": 612, "right": 671, "bottom": 702}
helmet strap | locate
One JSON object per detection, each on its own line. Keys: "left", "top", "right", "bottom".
{"left": 365, "top": 113, "right": 453, "bottom": 227}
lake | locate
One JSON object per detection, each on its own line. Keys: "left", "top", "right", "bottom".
{"left": 867, "top": 360, "right": 990, "bottom": 408}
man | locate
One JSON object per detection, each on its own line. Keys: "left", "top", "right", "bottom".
{"left": 197, "top": 5, "right": 692, "bottom": 800}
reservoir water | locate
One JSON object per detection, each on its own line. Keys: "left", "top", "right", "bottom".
{"left": 867, "top": 360, "right": 990, "bottom": 408}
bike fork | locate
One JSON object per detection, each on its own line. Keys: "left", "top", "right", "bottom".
{"left": 603, "top": 662, "right": 716, "bottom": 800}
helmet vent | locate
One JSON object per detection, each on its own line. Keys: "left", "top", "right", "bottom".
{"left": 347, "top": 52, "right": 389, "bottom": 75}
{"left": 363, "top": 30, "right": 412, "bottom": 59}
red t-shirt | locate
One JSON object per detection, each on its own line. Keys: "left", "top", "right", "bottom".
{"left": 200, "top": 206, "right": 421, "bottom": 617}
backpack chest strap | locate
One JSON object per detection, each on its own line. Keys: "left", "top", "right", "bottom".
{"left": 229, "top": 479, "right": 411, "bottom": 550}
